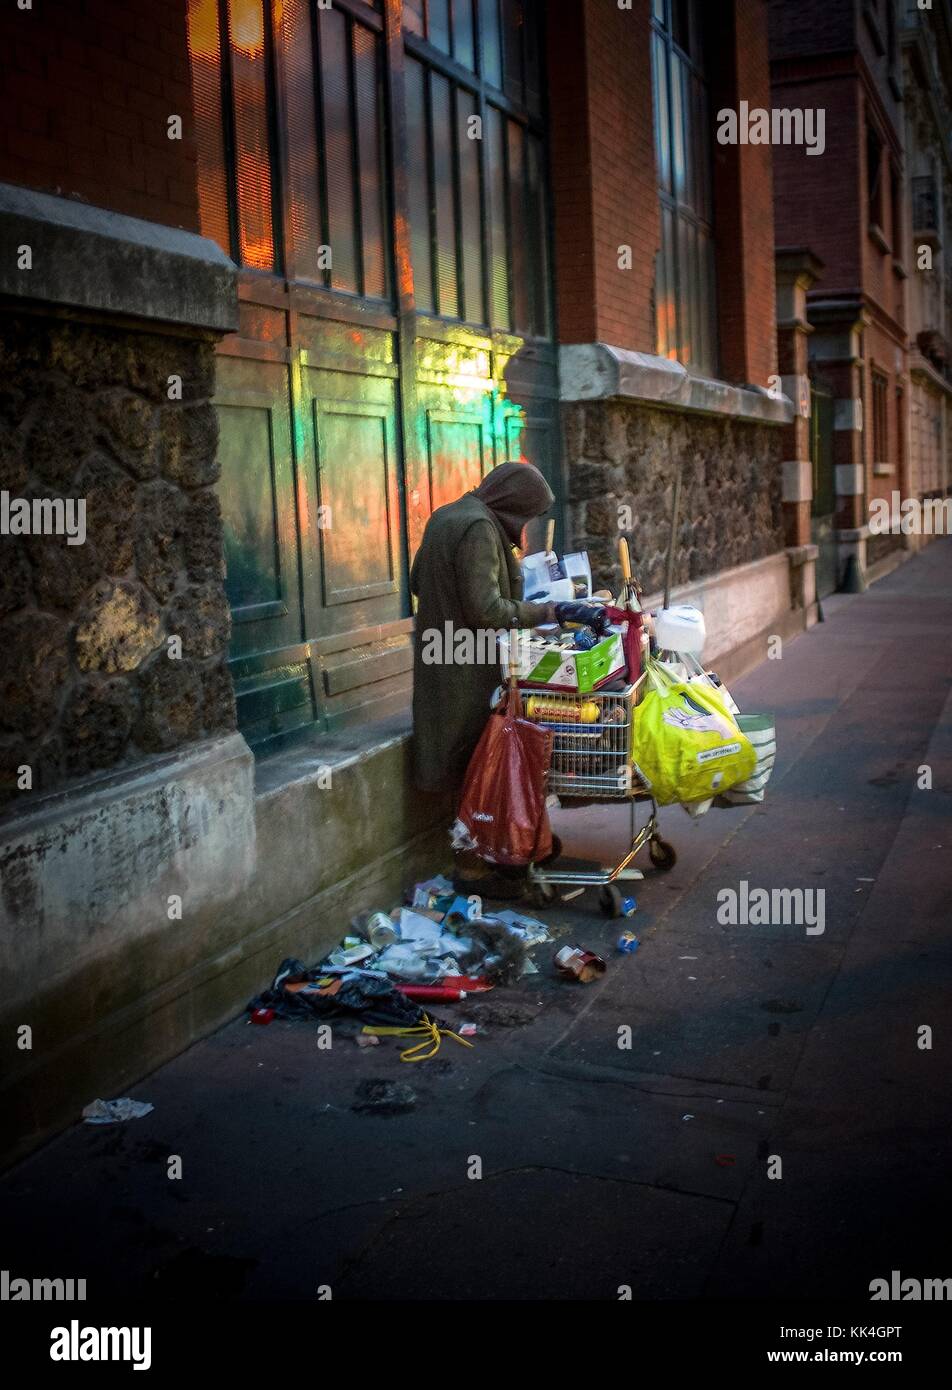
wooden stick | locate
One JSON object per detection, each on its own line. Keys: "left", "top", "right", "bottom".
{"left": 545, "top": 518, "right": 555, "bottom": 554}
{"left": 664, "top": 460, "right": 682, "bottom": 610}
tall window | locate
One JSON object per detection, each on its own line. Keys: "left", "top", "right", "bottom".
{"left": 650, "top": 0, "right": 716, "bottom": 376}
{"left": 403, "top": 0, "right": 550, "bottom": 336}
{"left": 186, "top": 0, "right": 550, "bottom": 336}
{"left": 188, "top": 0, "right": 391, "bottom": 297}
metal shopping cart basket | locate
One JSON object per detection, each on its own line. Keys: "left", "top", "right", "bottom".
{"left": 521, "top": 674, "right": 678, "bottom": 917}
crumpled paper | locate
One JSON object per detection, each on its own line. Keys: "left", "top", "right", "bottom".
{"left": 82, "top": 1098, "right": 154, "bottom": 1125}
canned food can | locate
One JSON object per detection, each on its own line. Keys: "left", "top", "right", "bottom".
{"left": 365, "top": 911, "right": 398, "bottom": 949}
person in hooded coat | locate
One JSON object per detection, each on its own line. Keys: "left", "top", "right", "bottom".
{"left": 410, "top": 461, "right": 556, "bottom": 796}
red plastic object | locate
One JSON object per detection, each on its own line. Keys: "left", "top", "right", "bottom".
{"left": 396, "top": 984, "right": 468, "bottom": 1003}
{"left": 250, "top": 1007, "right": 275, "bottom": 1025}
{"left": 604, "top": 605, "right": 644, "bottom": 680}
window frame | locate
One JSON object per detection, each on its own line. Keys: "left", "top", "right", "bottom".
{"left": 650, "top": 0, "right": 717, "bottom": 377}
{"left": 401, "top": 0, "right": 551, "bottom": 338}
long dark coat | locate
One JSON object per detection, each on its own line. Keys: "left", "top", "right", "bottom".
{"left": 410, "top": 493, "right": 550, "bottom": 793}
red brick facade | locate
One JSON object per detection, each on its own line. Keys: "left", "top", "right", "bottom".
{"left": 0, "top": 0, "right": 198, "bottom": 231}
{"left": 546, "top": 0, "right": 658, "bottom": 351}
{"left": 770, "top": 0, "right": 909, "bottom": 572}
{"left": 547, "top": 0, "right": 778, "bottom": 388}
{"left": 709, "top": 0, "right": 778, "bottom": 387}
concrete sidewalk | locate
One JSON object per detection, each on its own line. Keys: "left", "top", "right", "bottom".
{"left": 3, "top": 541, "right": 951, "bottom": 1301}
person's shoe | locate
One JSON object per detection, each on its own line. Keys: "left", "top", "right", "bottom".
{"left": 452, "top": 855, "right": 528, "bottom": 900}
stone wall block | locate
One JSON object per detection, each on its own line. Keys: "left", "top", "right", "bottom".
{"left": 584, "top": 494, "right": 622, "bottom": 538}
{"left": 0, "top": 413, "right": 28, "bottom": 495}
{"left": 59, "top": 678, "right": 137, "bottom": 779}
{"left": 136, "top": 654, "right": 204, "bottom": 753}
{"left": 126, "top": 336, "right": 216, "bottom": 404}
{"left": 47, "top": 323, "right": 128, "bottom": 392}
{"left": 74, "top": 579, "right": 162, "bottom": 674}
{"left": 160, "top": 402, "right": 220, "bottom": 489}
{"left": 78, "top": 454, "right": 138, "bottom": 576}
{"left": 0, "top": 611, "right": 69, "bottom": 737}
{"left": 26, "top": 383, "right": 94, "bottom": 490}
{"left": 96, "top": 389, "right": 158, "bottom": 481}
{"left": 201, "top": 655, "right": 237, "bottom": 734}
{"left": 183, "top": 490, "right": 226, "bottom": 583}
{"left": 26, "top": 519, "right": 101, "bottom": 613}
{"left": 563, "top": 400, "right": 784, "bottom": 594}
{"left": 134, "top": 482, "right": 188, "bottom": 603}
{"left": 568, "top": 459, "right": 615, "bottom": 502}
{"left": 0, "top": 540, "right": 35, "bottom": 619}
{"left": 165, "top": 580, "right": 231, "bottom": 661}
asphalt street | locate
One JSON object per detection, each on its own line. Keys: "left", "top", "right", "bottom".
{"left": 2, "top": 539, "right": 951, "bottom": 1301}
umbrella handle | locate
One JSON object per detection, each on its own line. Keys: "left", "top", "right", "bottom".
{"left": 618, "top": 536, "right": 632, "bottom": 584}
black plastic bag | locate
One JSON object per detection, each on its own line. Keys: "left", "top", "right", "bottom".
{"left": 248, "top": 957, "right": 425, "bottom": 1028}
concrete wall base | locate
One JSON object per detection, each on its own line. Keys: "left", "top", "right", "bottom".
{"left": 1, "top": 725, "right": 451, "bottom": 1169}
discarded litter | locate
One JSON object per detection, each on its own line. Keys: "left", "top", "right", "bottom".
{"left": 248, "top": 867, "right": 560, "bottom": 1056}
{"left": 82, "top": 1098, "right": 154, "bottom": 1125}
{"left": 327, "top": 941, "right": 377, "bottom": 967}
{"left": 352, "top": 910, "right": 400, "bottom": 950}
{"left": 249, "top": 957, "right": 424, "bottom": 1028}
{"left": 554, "top": 944, "right": 607, "bottom": 983}
{"left": 616, "top": 931, "right": 640, "bottom": 954}
{"left": 561, "top": 887, "right": 585, "bottom": 902}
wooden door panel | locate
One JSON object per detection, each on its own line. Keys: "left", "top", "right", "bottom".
{"left": 425, "top": 410, "right": 489, "bottom": 514}
{"left": 214, "top": 357, "right": 319, "bottom": 742}
{"left": 315, "top": 402, "right": 396, "bottom": 603}
{"left": 299, "top": 366, "right": 406, "bottom": 636}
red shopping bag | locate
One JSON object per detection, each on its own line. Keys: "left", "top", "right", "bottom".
{"left": 457, "top": 684, "right": 554, "bottom": 866}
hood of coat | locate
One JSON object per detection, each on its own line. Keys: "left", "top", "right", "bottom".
{"left": 472, "top": 461, "right": 555, "bottom": 545}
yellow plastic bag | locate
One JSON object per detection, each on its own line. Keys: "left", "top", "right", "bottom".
{"left": 632, "top": 659, "right": 757, "bottom": 806}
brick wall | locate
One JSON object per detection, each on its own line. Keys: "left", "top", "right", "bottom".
{"left": 547, "top": 0, "right": 778, "bottom": 387}
{"left": 768, "top": 0, "right": 856, "bottom": 58}
{"left": 0, "top": 0, "right": 198, "bottom": 231}
{"left": 771, "top": 73, "right": 862, "bottom": 294}
{"left": 547, "top": 0, "right": 658, "bottom": 351}
{"left": 710, "top": 0, "right": 778, "bottom": 387}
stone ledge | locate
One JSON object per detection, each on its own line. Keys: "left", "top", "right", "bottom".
{"left": 0, "top": 181, "right": 238, "bottom": 333}
{"left": 559, "top": 343, "right": 794, "bottom": 425}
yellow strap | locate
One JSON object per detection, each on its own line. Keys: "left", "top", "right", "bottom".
{"left": 361, "top": 1013, "right": 475, "bottom": 1062}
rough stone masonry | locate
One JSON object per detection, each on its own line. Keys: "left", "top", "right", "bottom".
{"left": 0, "top": 314, "right": 236, "bottom": 810}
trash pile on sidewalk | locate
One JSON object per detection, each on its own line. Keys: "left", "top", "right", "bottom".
{"left": 246, "top": 877, "right": 561, "bottom": 1058}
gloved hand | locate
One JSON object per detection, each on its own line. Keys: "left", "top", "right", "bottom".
{"left": 554, "top": 601, "right": 611, "bottom": 636}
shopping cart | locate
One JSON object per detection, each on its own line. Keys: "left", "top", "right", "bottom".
{"left": 521, "top": 675, "right": 677, "bottom": 917}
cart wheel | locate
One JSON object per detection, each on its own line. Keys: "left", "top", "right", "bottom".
{"left": 648, "top": 837, "right": 677, "bottom": 871}
{"left": 531, "top": 879, "right": 557, "bottom": 907}
{"left": 599, "top": 884, "right": 624, "bottom": 918}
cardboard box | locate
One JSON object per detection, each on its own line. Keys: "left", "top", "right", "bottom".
{"left": 499, "top": 630, "right": 626, "bottom": 693}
